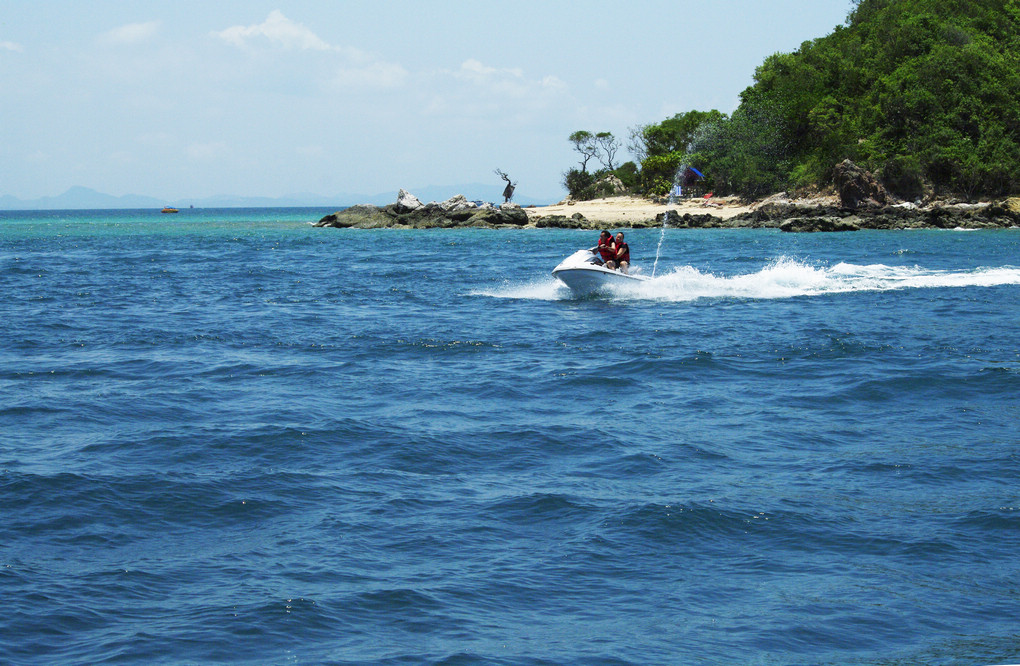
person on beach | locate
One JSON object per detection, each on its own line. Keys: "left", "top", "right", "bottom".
{"left": 607, "top": 231, "right": 630, "bottom": 273}
{"left": 590, "top": 230, "right": 616, "bottom": 265}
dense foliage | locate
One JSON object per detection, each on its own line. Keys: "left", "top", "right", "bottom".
{"left": 618, "top": 0, "right": 1020, "bottom": 200}
{"left": 739, "top": 0, "right": 1020, "bottom": 198}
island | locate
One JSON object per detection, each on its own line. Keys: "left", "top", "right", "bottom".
{"left": 315, "top": 163, "right": 1020, "bottom": 232}
{"left": 319, "top": 0, "right": 1020, "bottom": 232}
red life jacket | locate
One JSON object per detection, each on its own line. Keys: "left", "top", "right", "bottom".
{"left": 597, "top": 237, "right": 616, "bottom": 262}
{"left": 615, "top": 241, "right": 630, "bottom": 264}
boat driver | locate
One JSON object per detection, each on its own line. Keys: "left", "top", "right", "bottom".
{"left": 607, "top": 231, "right": 630, "bottom": 273}
{"left": 591, "top": 230, "right": 616, "bottom": 265}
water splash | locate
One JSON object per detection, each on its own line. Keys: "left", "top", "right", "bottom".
{"left": 654, "top": 161, "right": 687, "bottom": 277}
{"left": 476, "top": 260, "right": 1020, "bottom": 302}
{"left": 651, "top": 212, "right": 669, "bottom": 278}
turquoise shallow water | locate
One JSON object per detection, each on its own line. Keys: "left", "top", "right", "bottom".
{"left": 2, "top": 208, "right": 1020, "bottom": 664}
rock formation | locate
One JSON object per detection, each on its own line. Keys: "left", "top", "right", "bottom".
{"left": 394, "top": 188, "right": 423, "bottom": 213}
{"left": 833, "top": 159, "right": 889, "bottom": 210}
{"left": 315, "top": 191, "right": 528, "bottom": 229}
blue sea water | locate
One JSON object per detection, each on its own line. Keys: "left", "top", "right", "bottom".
{"left": 1, "top": 207, "right": 1019, "bottom": 665}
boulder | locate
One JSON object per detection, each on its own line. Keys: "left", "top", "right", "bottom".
{"left": 495, "top": 202, "right": 528, "bottom": 225}
{"left": 394, "top": 188, "right": 423, "bottom": 213}
{"left": 438, "top": 194, "right": 476, "bottom": 213}
{"left": 594, "top": 174, "right": 627, "bottom": 196}
{"left": 533, "top": 212, "right": 589, "bottom": 228}
{"left": 657, "top": 210, "right": 724, "bottom": 228}
{"left": 833, "top": 159, "right": 888, "bottom": 210}
{"left": 780, "top": 216, "right": 861, "bottom": 232}
{"left": 315, "top": 204, "right": 394, "bottom": 228}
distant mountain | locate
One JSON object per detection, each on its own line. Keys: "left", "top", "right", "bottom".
{"left": 0, "top": 184, "right": 561, "bottom": 210}
{"left": 0, "top": 186, "right": 167, "bottom": 210}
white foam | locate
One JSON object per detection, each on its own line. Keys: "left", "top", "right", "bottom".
{"left": 470, "top": 278, "right": 568, "bottom": 301}
{"left": 477, "top": 259, "right": 1020, "bottom": 302}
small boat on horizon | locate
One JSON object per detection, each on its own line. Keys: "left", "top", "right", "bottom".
{"left": 161, "top": 206, "right": 179, "bottom": 214}
{"left": 552, "top": 248, "right": 650, "bottom": 295}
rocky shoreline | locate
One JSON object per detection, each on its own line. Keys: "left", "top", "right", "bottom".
{"left": 315, "top": 190, "right": 1020, "bottom": 232}
{"left": 671, "top": 198, "right": 1020, "bottom": 231}
{"left": 316, "top": 163, "right": 1020, "bottom": 233}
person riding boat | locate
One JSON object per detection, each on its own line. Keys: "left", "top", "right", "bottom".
{"left": 606, "top": 232, "right": 630, "bottom": 273}
{"left": 590, "top": 230, "right": 616, "bottom": 265}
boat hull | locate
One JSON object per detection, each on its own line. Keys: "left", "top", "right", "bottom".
{"left": 552, "top": 266, "right": 648, "bottom": 294}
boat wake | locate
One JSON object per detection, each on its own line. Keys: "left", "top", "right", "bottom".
{"left": 474, "top": 258, "right": 1020, "bottom": 302}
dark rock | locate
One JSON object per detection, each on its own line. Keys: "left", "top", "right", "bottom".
{"left": 780, "top": 216, "right": 861, "bottom": 232}
{"left": 833, "top": 159, "right": 889, "bottom": 210}
{"left": 315, "top": 204, "right": 394, "bottom": 228}
{"left": 731, "top": 203, "right": 839, "bottom": 227}
{"left": 657, "top": 210, "right": 727, "bottom": 228}
{"left": 534, "top": 212, "right": 589, "bottom": 228}
{"left": 466, "top": 205, "right": 529, "bottom": 227}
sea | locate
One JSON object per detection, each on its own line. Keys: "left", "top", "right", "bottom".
{"left": 2, "top": 207, "right": 1019, "bottom": 665}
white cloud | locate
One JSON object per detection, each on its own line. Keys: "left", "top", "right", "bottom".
{"left": 215, "top": 11, "right": 407, "bottom": 89}
{"left": 1, "top": 40, "right": 24, "bottom": 52}
{"left": 458, "top": 59, "right": 523, "bottom": 82}
{"left": 449, "top": 59, "right": 566, "bottom": 99}
{"left": 213, "top": 10, "right": 331, "bottom": 51}
{"left": 422, "top": 59, "right": 568, "bottom": 117}
{"left": 100, "top": 21, "right": 161, "bottom": 46}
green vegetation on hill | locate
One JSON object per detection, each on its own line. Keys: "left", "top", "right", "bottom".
{"left": 567, "top": 0, "right": 1020, "bottom": 201}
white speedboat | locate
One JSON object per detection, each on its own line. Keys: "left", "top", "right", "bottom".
{"left": 551, "top": 249, "right": 650, "bottom": 295}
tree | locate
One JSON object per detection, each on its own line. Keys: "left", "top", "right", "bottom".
{"left": 635, "top": 110, "right": 727, "bottom": 159}
{"left": 595, "top": 132, "right": 621, "bottom": 170}
{"left": 568, "top": 131, "right": 599, "bottom": 173}
{"left": 642, "top": 0, "right": 1020, "bottom": 198}
{"left": 569, "top": 130, "right": 623, "bottom": 173}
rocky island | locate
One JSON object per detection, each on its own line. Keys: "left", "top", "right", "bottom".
{"left": 315, "top": 162, "right": 1020, "bottom": 232}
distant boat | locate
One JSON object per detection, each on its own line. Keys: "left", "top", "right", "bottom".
{"left": 161, "top": 206, "right": 179, "bottom": 214}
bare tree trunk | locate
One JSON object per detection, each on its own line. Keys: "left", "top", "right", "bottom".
{"left": 495, "top": 169, "right": 517, "bottom": 203}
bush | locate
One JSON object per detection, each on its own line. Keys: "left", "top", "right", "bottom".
{"left": 613, "top": 162, "right": 640, "bottom": 189}
{"left": 564, "top": 167, "right": 636, "bottom": 200}
{"left": 640, "top": 153, "right": 684, "bottom": 196}
{"left": 563, "top": 168, "right": 596, "bottom": 199}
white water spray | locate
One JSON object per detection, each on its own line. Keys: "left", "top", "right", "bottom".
{"left": 474, "top": 260, "right": 1020, "bottom": 302}
{"left": 652, "top": 162, "right": 687, "bottom": 278}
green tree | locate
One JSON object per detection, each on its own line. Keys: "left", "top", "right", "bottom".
{"left": 595, "top": 132, "right": 621, "bottom": 170}
{"left": 635, "top": 110, "right": 726, "bottom": 159}
{"left": 568, "top": 131, "right": 599, "bottom": 173}
{"left": 694, "top": 0, "right": 1020, "bottom": 197}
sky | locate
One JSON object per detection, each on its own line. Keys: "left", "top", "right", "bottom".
{"left": 0, "top": 1, "right": 855, "bottom": 203}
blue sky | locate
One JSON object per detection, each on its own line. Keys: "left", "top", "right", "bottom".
{"left": 1, "top": 1, "right": 854, "bottom": 202}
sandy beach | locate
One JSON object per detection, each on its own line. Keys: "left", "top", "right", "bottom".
{"left": 524, "top": 195, "right": 755, "bottom": 225}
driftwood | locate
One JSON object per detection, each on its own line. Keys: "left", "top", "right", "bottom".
{"left": 495, "top": 169, "right": 517, "bottom": 203}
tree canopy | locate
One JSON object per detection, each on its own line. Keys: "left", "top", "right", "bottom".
{"left": 728, "top": 0, "right": 1020, "bottom": 198}
{"left": 616, "top": 0, "right": 1020, "bottom": 200}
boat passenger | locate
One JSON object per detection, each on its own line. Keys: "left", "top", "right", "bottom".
{"left": 590, "top": 230, "right": 616, "bottom": 265}
{"left": 608, "top": 232, "right": 630, "bottom": 273}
